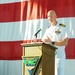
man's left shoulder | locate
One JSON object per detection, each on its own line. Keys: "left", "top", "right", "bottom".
{"left": 59, "top": 23, "right": 66, "bottom": 27}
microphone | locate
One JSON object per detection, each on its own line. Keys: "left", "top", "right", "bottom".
{"left": 34, "top": 29, "right": 41, "bottom": 38}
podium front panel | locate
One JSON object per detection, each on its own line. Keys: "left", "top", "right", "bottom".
{"left": 21, "top": 43, "right": 57, "bottom": 75}
{"left": 25, "top": 46, "right": 42, "bottom": 57}
{"left": 22, "top": 44, "right": 42, "bottom": 75}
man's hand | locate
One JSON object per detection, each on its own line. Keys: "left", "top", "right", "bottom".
{"left": 43, "top": 36, "right": 52, "bottom": 44}
{"left": 47, "top": 36, "right": 52, "bottom": 43}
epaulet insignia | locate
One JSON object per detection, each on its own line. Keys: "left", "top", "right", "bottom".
{"left": 59, "top": 24, "right": 66, "bottom": 27}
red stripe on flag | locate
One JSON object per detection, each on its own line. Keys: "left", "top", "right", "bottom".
{"left": 0, "top": 0, "right": 75, "bottom": 22}
{"left": 0, "top": 39, "right": 41, "bottom": 60}
{"left": 0, "top": 41, "right": 22, "bottom": 60}
{"left": 0, "top": 39, "right": 75, "bottom": 60}
{"left": 66, "top": 38, "right": 75, "bottom": 59}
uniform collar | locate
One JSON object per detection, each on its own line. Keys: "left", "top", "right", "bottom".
{"left": 51, "top": 22, "right": 59, "bottom": 27}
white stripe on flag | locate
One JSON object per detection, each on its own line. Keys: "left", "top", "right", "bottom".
{"left": 0, "top": 18, "right": 75, "bottom": 41}
{"left": 0, "top": 0, "right": 29, "bottom": 4}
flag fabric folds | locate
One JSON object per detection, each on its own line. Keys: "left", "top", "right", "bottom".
{"left": 0, "top": 0, "right": 75, "bottom": 60}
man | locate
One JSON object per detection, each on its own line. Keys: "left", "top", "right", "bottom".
{"left": 42, "top": 10, "right": 68, "bottom": 75}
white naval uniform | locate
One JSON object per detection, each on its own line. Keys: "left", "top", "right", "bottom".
{"left": 42, "top": 23, "right": 68, "bottom": 75}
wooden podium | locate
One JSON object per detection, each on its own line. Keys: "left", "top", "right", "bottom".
{"left": 21, "top": 42, "right": 57, "bottom": 75}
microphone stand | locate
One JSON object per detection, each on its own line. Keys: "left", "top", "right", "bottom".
{"left": 32, "top": 29, "right": 41, "bottom": 43}
{"left": 34, "top": 34, "right": 37, "bottom": 38}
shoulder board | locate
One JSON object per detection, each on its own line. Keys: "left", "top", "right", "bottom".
{"left": 59, "top": 24, "right": 66, "bottom": 27}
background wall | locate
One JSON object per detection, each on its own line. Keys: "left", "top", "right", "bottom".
{"left": 0, "top": 0, "right": 75, "bottom": 75}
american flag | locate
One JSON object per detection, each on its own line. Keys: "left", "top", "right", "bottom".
{"left": 0, "top": 0, "right": 75, "bottom": 75}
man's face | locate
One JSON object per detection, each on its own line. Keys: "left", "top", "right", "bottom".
{"left": 47, "top": 11, "right": 57, "bottom": 23}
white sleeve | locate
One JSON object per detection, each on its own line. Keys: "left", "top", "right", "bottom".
{"left": 42, "top": 29, "right": 48, "bottom": 41}
{"left": 62, "top": 26, "right": 68, "bottom": 40}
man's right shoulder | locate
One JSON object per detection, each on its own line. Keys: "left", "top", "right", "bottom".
{"left": 45, "top": 27, "right": 50, "bottom": 32}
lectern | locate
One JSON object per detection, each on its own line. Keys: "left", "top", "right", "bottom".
{"left": 21, "top": 42, "right": 57, "bottom": 75}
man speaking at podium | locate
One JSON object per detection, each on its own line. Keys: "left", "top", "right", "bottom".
{"left": 42, "top": 10, "right": 68, "bottom": 75}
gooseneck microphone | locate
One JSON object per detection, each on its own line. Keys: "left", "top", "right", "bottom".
{"left": 34, "top": 29, "right": 41, "bottom": 38}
